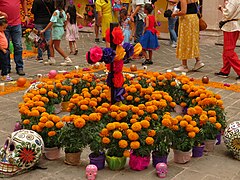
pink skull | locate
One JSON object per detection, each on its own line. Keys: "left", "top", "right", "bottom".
{"left": 86, "top": 164, "right": 98, "bottom": 180}
{"left": 156, "top": 163, "right": 168, "bottom": 178}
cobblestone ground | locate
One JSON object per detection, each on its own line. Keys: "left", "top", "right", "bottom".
{"left": 0, "top": 31, "right": 240, "bottom": 180}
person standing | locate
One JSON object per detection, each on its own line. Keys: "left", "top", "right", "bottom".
{"left": 0, "top": 0, "right": 29, "bottom": 76}
{"left": 130, "top": 0, "right": 150, "bottom": 43}
{"left": 167, "top": 0, "right": 179, "bottom": 48}
{"left": 31, "top": 0, "right": 55, "bottom": 63}
{"left": 172, "top": 0, "right": 204, "bottom": 72}
{"left": 215, "top": 0, "right": 240, "bottom": 80}
{"left": 41, "top": 0, "right": 72, "bottom": 66}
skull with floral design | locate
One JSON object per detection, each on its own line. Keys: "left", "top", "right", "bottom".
{"left": 0, "top": 129, "right": 44, "bottom": 177}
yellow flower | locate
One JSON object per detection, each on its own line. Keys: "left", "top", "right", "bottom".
{"left": 128, "top": 132, "right": 139, "bottom": 141}
{"left": 45, "top": 121, "right": 54, "bottom": 128}
{"left": 120, "top": 123, "right": 129, "bottom": 130}
{"left": 140, "top": 120, "right": 150, "bottom": 128}
{"left": 106, "top": 123, "right": 116, "bottom": 131}
{"left": 101, "top": 128, "right": 109, "bottom": 136}
{"left": 102, "top": 137, "right": 110, "bottom": 144}
{"left": 56, "top": 122, "right": 64, "bottom": 129}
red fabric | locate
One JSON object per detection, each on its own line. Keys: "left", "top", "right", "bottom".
{"left": 220, "top": 31, "right": 240, "bottom": 76}
{"left": 0, "top": 0, "right": 21, "bottom": 26}
{"left": 146, "top": 15, "right": 158, "bottom": 34}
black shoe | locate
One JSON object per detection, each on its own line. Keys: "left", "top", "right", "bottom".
{"left": 214, "top": 72, "right": 228, "bottom": 78}
{"left": 95, "top": 38, "right": 100, "bottom": 43}
{"left": 74, "top": 49, "right": 78, "bottom": 55}
{"left": 142, "top": 59, "right": 153, "bottom": 66}
{"left": 17, "top": 69, "right": 25, "bottom": 76}
{"left": 124, "top": 59, "right": 130, "bottom": 64}
{"left": 236, "top": 76, "right": 240, "bottom": 80}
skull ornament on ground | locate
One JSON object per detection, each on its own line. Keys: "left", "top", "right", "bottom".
{"left": 0, "top": 129, "right": 44, "bottom": 177}
{"left": 86, "top": 164, "right": 98, "bottom": 180}
{"left": 156, "top": 163, "right": 168, "bottom": 178}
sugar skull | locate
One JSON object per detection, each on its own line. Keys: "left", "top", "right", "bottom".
{"left": 156, "top": 163, "right": 168, "bottom": 178}
{"left": 86, "top": 164, "right": 98, "bottom": 180}
{"left": 0, "top": 129, "right": 44, "bottom": 177}
{"left": 224, "top": 121, "right": 240, "bottom": 160}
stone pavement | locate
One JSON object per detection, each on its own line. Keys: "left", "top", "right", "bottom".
{"left": 0, "top": 32, "right": 240, "bottom": 180}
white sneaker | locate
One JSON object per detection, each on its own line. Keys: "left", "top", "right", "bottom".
{"left": 173, "top": 65, "right": 189, "bottom": 72}
{"left": 192, "top": 61, "right": 205, "bottom": 71}
{"left": 60, "top": 57, "right": 72, "bottom": 66}
{"left": 171, "top": 43, "right": 177, "bottom": 48}
{"left": 44, "top": 57, "right": 56, "bottom": 65}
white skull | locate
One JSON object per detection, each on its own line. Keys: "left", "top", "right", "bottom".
{"left": 156, "top": 163, "right": 168, "bottom": 178}
{"left": 0, "top": 130, "right": 44, "bottom": 177}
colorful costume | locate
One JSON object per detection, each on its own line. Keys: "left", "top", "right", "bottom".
{"left": 121, "top": 17, "right": 131, "bottom": 43}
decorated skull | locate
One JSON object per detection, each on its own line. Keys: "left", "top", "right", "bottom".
{"left": 86, "top": 164, "right": 98, "bottom": 180}
{"left": 156, "top": 163, "right": 168, "bottom": 178}
{"left": 224, "top": 121, "right": 240, "bottom": 160}
{"left": 0, "top": 129, "right": 44, "bottom": 177}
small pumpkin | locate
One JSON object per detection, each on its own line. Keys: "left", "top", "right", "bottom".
{"left": 130, "top": 65, "right": 137, "bottom": 72}
{"left": 17, "top": 77, "right": 27, "bottom": 87}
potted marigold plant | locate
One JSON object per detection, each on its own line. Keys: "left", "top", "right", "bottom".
{"left": 161, "top": 113, "right": 199, "bottom": 164}
{"left": 128, "top": 120, "right": 155, "bottom": 171}
{"left": 101, "top": 122, "right": 130, "bottom": 171}
{"left": 59, "top": 115, "right": 88, "bottom": 165}
{"left": 23, "top": 28, "right": 33, "bottom": 50}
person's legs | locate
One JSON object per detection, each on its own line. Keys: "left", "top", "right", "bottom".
{"left": 10, "top": 25, "right": 24, "bottom": 75}
{"left": 69, "top": 41, "right": 73, "bottom": 53}
{"left": 168, "top": 17, "right": 178, "bottom": 45}
{"left": 149, "top": 50, "right": 153, "bottom": 61}
{"left": 0, "top": 51, "right": 8, "bottom": 76}
{"left": 4, "top": 26, "right": 11, "bottom": 73}
{"left": 34, "top": 24, "right": 44, "bottom": 59}
{"left": 44, "top": 28, "right": 51, "bottom": 59}
{"left": 220, "top": 31, "right": 240, "bottom": 76}
{"left": 135, "top": 16, "right": 144, "bottom": 43}
{"left": 54, "top": 40, "right": 67, "bottom": 58}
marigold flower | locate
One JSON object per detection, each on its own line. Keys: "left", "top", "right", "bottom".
{"left": 23, "top": 119, "right": 30, "bottom": 125}
{"left": 209, "top": 117, "right": 216, "bottom": 123}
{"left": 60, "top": 90, "right": 67, "bottom": 96}
{"left": 110, "top": 105, "right": 119, "bottom": 112}
{"left": 31, "top": 110, "right": 40, "bottom": 117}
{"left": 147, "top": 130, "right": 156, "bottom": 137}
{"left": 119, "top": 140, "right": 128, "bottom": 148}
{"left": 146, "top": 106, "right": 155, "bottom": 113}
{"left": 194, "top": 106, "right": 203, "bottom": 114}
{"left": 188, "top": 131, "right": 196, "bottom": 138}
{"left": 39, "top": 88, "right": 47, "bottom": 94}
{"left": 110, "top": 112, "right": 118, "bottom": 118}
{"left": 119, "top": 112, "right": 127, "bottom": 118}
{"left": 187, "top": 108, "right": 196, "bottom": 116}
{"left": 132, "top": 114, "right": 139, "bottom": 119}
{"left": 102, "top": 137, "right": 110, "bottom": 144}
{"left": 106, "top": 123, "right": 116, "bottom": 131}
{"left": 183, "top": 115, "right": 192, "bottom": 122}
{"left": 162, "top": 119, "right": 172, "bottom": 127}
{"left": 52, "top": 116, "right": 60, "bottom": 123}
{"left": 140, "top": 120, "right": 150, "bottom": 128}
{"left": 145, "top": 137, "right": 154, "bottom": 145}
{"left": 200, "top": 114, "right": 208, "bottom": 122}
{"left": 131, "top": 122, "right": 142, "bottom": 131}
{"left": 208, "top": 110, "right": 216, "bottom": 117}
{"left": 193, "top": 127, "right": 200, "bottom": 133}
{"left": 186, "top": 124, "right": 194, "bottom": 132}
{"left": 123, "top": 150, "right": 130, "bottom": 157}
{"left": 151, "top": 113, "right": 158, "bottom": 120}
{"left": 112, "top": 130, "right": 122, "bottom": 139}
{"left": 126, "top": 95, "right": 133, "bottom": 101}
{"left": 120, "top": 123, "right": 129, "bottom": 130}
{"left": 128, "top": 132, "right": 139, "bottom": 141}
{"left": 215, "top": 123, "right": 222, "bottom": 129}
{"left": 74, "top": 117, "right": 86, "bottom": 128}
{"left": 45, "top": 121, "right": 54, "bottom": 128}
{"left": 100, "top": 107, "right": 108, "bottom": 114}
{"left": 138, "top": 104, "right": 145, "bottom": 110}
{"left": 130, "top": 141, "right": 140, "bottom": 149}
{"left": 38, "top": 122, "right": 45, "bottom": 128}
{"left": 62, "top": 116, "right": 71, "bottom": 122}
{"left": 101, "top": 128, "right": 109, "bottom": 136}
{"left": 56, "top": 122, "right": 64, "bottom": 129}
{"left": 80, "top": 105, "right": 88, "bottom": 111}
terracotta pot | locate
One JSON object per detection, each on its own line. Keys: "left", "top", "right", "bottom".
{"left": 64, "top": 151, "right": 81, "bottom": 166}
{"left": 53, "top": 103, "right": 62, "bottom": 114}
{"left": 173, "top": 149, "right": 192, "bottom": 164}
{"left": 44, "top": 147, "right": 61, "bottom": 160}
{"left": 105, "top": 155, "right": 126, "bottom": 170}
{"left": 174, "top": 105, "right": 183, "bottom": 114}
{"left": 61, "top": 101, "right": 69, "bottom": 112}
{"left": 204, "top": 139, "right": 216, "bottom": 152}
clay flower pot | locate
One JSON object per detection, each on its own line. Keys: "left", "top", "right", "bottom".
{"left": 64, "top": 151, "right": 81, "bottom": 166}
{"left": 44, "top": 147, "right": 61, "bottom": 160}
{"left": 61, "top": 101, "right": 69, "bottom": 112}
{"left": 173, "top": 149, "right": 192, "bottom": 164}
{"left": 204, "top": 139, "right": 216, "bottom": 152}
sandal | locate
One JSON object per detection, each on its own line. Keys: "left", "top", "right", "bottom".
{"left": 95, "top": 38, "right": 100, "bottom": 43}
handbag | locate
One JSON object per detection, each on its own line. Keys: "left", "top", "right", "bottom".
{"left": 195, "top": 2, "right": 207, "bottom": 31}
{"left": 164, "top": 9, "right": 173, "bottom": 18}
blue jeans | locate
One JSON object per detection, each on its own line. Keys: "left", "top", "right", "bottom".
{"left": 0, "top": 50, "right": 9, "bottom": 76}
{"left": 34, "top": 24, "right": 51, "bottom": 59}
{"left": 134, "top": 15, "right": 144, "bottom": 43}
{"left": 4, "top": 24, "right": 24, "bottom": 71}
{"left": 168, "top": 17, "right": 178, "bottom": 43}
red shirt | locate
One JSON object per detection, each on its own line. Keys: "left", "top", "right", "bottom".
{"left": 0, "top": 0, "right": 21, "bottom": 26}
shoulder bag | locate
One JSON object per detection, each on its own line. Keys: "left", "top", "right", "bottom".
{"left": 195, "top": 2, "right": 207, "bottom": 31}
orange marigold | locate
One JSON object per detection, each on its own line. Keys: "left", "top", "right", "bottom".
{"left": 101, "top": 128, "right": 109, "bottom": 136}
{"left": 179, "top": 120, "right": 188, "bottom": 127}
{"left": 113, "top": 130, "right": 122, "bottom": 139}
{"left": 123, "top": 150, "right": 130, "bottom": 157}
{"left": 215, "top": 123, "right": 222, "bottom": 129}
{"left": 23, "top": 119, "right": 30, "bottom": 125}
{"left": 102, "top": 137, "right": 110, "bottom": 144}
{"left": 148, "top": 130, "right": 156, "bottom": 137}
{"left": 45, "top": 121, "right": 54, "bottom": 128}
{"left": 140, "top": 120, "right": 150, "bottom": 128}
{"left": 106, "top": 123, "right": 116, "bottom": 131}
{"left": 48, "top": 131, "right": 56, "bottom": 137}
{"left": 119, "top": 140, "right": 128, "bottom": 148}
{"left": 80, "top": 105, "right": 88, "bottom": 111}
{"left": 188, "top": 131, "right": 196, "bottom": 138}
{"left": 145, "top": 137, "right": 154, "bottom": 145}
{"left": 128, "top": 132, "right": 139, "bottom": 141}
{"left": 120, "top": 123, "right": 129, "bottom": 130}
{"left": 130, "top": 141, "right": 140, "bottom": 149}
{"left": 74, "top": 117, "right": 86, "bottom": 128}
{"left": 56, "top": 122, "right": 64, "bottom": 129}
{"left": 131, "top": 122, "right": 142, "bottom": 131}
